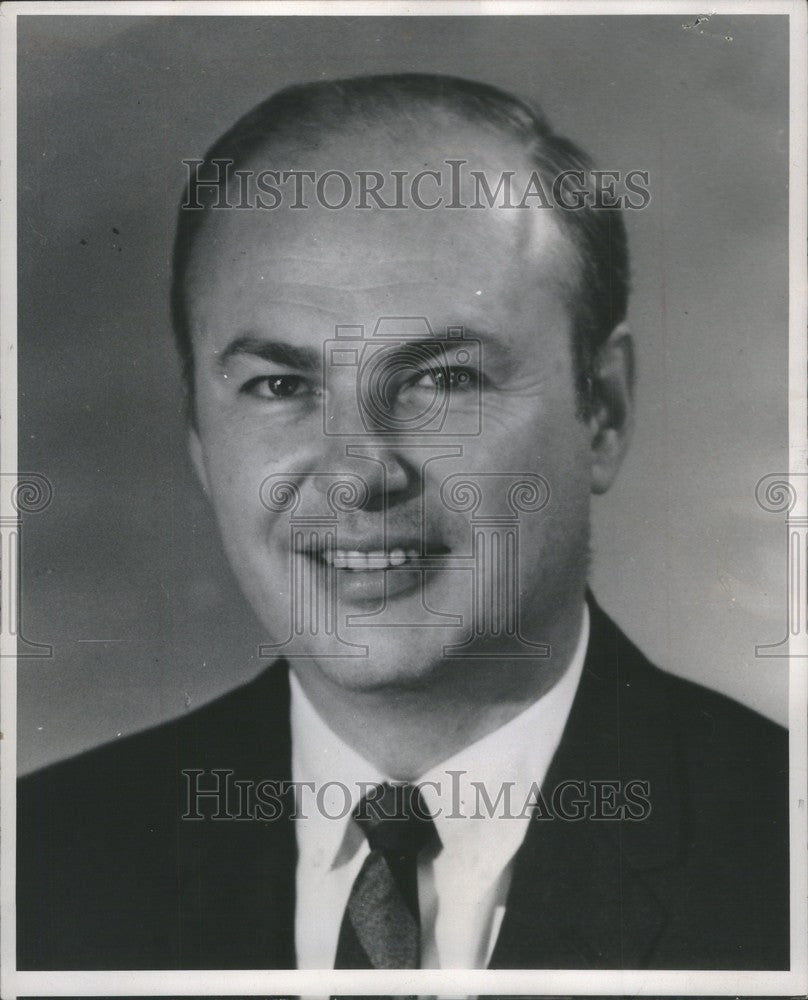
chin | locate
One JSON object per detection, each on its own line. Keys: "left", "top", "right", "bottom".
{"left": 309, "top": 637, "right": 446, "bottom": 692}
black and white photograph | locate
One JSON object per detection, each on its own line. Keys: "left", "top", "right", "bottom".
{"left": 1, "top": 3, "right": 806, "bottom": 997}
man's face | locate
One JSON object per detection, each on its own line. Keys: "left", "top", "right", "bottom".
{"left": 186, "top": 122, "right": 597, "bottom": 692}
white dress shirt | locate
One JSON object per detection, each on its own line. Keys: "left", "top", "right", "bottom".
{"left": 291, "top": 603, "right": 589, "bottom": 970}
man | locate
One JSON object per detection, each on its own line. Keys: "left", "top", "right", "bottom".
{"left": 17, "top": 74, "right": 789, "bottom": 971}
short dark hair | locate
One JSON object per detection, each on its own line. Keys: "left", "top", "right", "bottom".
{"left": 171, "top": 73, "right": 629, "bottom": 416}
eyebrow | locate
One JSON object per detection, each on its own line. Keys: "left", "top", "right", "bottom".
{"left": 218, "top": 335, "right": 321, "bottom": 370}
{"left": 217, "top": 326, "right": 509, "bottom": 371}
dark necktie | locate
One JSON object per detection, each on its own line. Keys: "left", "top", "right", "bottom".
{"left": 333, "top": 782, "right": 440, "bottom": 969}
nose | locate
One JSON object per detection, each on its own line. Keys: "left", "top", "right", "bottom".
{"left": 312, "top": 438, "right": 416, "bottom": 512}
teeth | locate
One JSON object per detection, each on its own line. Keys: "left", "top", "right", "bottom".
{"left": 314, "top": 547, "right": 421, "bottom": 570}
{"left": 346, "top": 550, "right": 366, "bottom": 570}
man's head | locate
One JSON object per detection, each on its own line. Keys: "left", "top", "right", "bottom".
{"left": 174, "top": 74, "right": 634, "bottom": 696}
{"left": 173, "top": 74, "right": 630, "bottom": 417}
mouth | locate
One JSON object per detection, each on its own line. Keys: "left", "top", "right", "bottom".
{"left": 295, "top": 540, "right": 450, "bottom": 571}
{"left": 327, "top": 548, "right": 417, "bottom": 570}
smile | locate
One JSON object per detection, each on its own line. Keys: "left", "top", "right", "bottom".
{"left": 296, "top": 540, "right": 451, "bottom": 572}
{"left": 325, "top": 548, "right": 416, "bottom": 570}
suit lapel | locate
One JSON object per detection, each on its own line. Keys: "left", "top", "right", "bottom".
{"left": 489, "top": 598, "right": 682, "bottom": 969}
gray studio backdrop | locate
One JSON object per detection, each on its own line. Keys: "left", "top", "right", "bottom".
{"left": 17, "top": 14, "right": 789, "bottom": 774}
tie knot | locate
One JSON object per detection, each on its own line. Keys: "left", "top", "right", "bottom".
{"left": 353, "top": 783, "right": 439, "bottom": 856}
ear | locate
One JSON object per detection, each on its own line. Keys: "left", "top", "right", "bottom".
{"left": 587, "top": 324, "right": 635, "bottom": 495}
{"left": 188, "top": 426, "right": 211, "bottom": 496}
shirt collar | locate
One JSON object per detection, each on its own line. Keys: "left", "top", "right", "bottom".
{"left": 290, "top": 603, "right": 589, "bottom": 871}
{"left": 290, "top": 669, "right": 384, "bottom": 870}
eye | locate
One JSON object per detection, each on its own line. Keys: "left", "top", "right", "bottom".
{"left": 242, "top": 374, "right": 312, "bottom": 399}
{"left": 411, "top": 367, "right": 480, "bottom": 391}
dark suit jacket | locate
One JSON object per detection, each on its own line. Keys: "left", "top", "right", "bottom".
{"left": 17, "top": 598, "right": 789, "bottom": 970}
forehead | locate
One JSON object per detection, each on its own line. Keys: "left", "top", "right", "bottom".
{"left": 185, "top": 119, "right": 578, "bottom": 337}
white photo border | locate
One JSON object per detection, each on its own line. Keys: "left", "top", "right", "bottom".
{"left": 1, "top": 2, "right": 805, "bottom": 997}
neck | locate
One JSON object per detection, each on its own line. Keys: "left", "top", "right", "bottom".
{"left": 291, "top": 598, "right": 586, "bottom": 780}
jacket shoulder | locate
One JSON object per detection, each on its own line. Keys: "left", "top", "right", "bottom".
{"left": 614, "top": 617, "right": 788, "bottom": 778}
{"left": 17, "top": 661, "right": 293, "bottom": 970}
{"left": 19, "top": 659, "right": 291, "bottom": 798}
{"left": 590, "top": 599, "right": 787, "bottom": 765}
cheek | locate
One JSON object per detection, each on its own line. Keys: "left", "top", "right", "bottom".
{"left": 475, "top": 406, "right": 591, "bottom": 536}
{"left": 476, "top": 390, "right": 587, "bottom": 469}
{"left": 195, "top": 401, "right": 288, "bottom": 489}
{"left": 193, "top": 422, "right": 268, "bottom": 542}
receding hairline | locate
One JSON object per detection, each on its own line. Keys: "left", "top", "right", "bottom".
{"left": 206, "top": 73, "right": 554, "bottom": 160}
{"left": 182, "top": 93, "right": 586, "bottom": 311}
{"left": 171, "top": 73, "right": 630, "bottom": 417}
